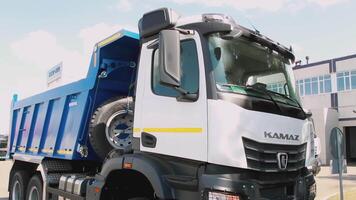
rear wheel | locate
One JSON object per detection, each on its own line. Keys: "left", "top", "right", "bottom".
{"left": 26, "top": 174, "right": 43, "bottom": 200}
{"left": 9, "top": 171, "right": 29, "bottom": 200}
{"left": 89, "top": 97, "right": 134, "bottom": 160}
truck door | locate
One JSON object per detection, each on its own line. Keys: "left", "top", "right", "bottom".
{"left": 134, "top": 33, "right": 208, "bottom": 162}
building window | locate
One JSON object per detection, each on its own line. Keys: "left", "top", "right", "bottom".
{"left": 352, "top": 70, "right": 356, "bottom": 89}
{"left": 311, "top": 77, "right": 318, "bottom": 94}
{"left": 319, "top": 74, "right": 331, "bottom": 93}
{"left": 296, "top": 80, "right": 304, "bottom": 96}
{"left": 296, "top": 74, "right": 331, "bottom": 96}
{"left": 267, "top": 82, "right": 284, "bottom": 94}
{"left": 304, "top": 78, "right": 311, "bottom": 95}
{"left": 337, "top": 71, "right": 351, "bottom": 91}
{"left": 346, "top": 72, "right": 350, "bottom": 90}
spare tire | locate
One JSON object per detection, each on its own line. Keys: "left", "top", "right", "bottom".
{"left": 89, "top": 97, "right": 134, "bottom": 160}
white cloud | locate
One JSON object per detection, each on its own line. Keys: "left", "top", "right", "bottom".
{"left": 116, "top": 0, "right": 133, "bottom": 12}
{"left": 11, "top": 31, "right": 80, "bottom": 70}
{"left": 79, "top": 23, "right": 123, "bottom": 60}
{"left": 79, "top": 22, "right": 137, "bottom": 61}
{"left": 168, "top": 0, "right": 349, "bottom": 12}
{"left": 286, "top": 1, "right": 308, "bottom": 12}
{"left": 308, "top": 0, "right": 349, "bottom": 7}
{"left": 10, "top": 30, "right": 88, "bottom": 87}
{"left": 290, "top": 43, "right": 306, "bottom": 61}
{"left": 171, "top": 0, "right": 287, "bottom": 12}
{"left": 10, "top": 22, "right": 137, "bottom": 92}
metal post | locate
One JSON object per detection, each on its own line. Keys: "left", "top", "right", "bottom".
{"left": 338, "top": 134, "right": 344, "bottom": 200}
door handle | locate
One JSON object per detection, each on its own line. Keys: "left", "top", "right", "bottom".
{"left": 141, "top": 132, "right": 157, "bottom": 148}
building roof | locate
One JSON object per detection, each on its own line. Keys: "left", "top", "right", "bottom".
{"left": 293, "top": 53, "right": 356, "bottom": 71}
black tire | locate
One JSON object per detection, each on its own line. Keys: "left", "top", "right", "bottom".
{"left": 9, "top": 171, "right": 30, "bottom": 200}
{"left": 26, "top": 174, "right": 42, "bottom": 200}
{"left": 89, "top": 97, "right": 134, "bottom": 160}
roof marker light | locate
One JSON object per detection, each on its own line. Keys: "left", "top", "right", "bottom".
{"left": 202, "top": 13, "right": 237, "bottom": 26}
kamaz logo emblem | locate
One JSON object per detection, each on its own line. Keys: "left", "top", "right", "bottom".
{"left": 264, "top": 131, "right": 299, "bottom": 141}
{"left": 277, "top": 153, "right": 288, "bottom": 170}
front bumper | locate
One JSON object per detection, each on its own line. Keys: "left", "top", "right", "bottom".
{"left": 199, "top": 168, "right": 316, "bottom": 200}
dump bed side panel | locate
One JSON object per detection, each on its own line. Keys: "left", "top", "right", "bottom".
{"left": 54, "top": 92, "right": 90, "bottom": 158}
{"left": 27, "top": 102, "right": 47, "bottom": 154}
{"left": 10, "top": 108, "right": 23, "bottom": 153}
{"left": 10, "top": 85, "right": 91, "bottom": 160}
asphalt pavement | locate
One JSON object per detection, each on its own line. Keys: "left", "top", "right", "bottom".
{"left": 0, "top": 161, "right": 11, "bottom": 200}
{"left": 315, "top": 165, "right": 356, "bottom": 200}
{"left": 0, "top": 161, "right": 355, "bottom": 200}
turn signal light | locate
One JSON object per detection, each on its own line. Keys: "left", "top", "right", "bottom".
{"left": 123, "top": 162, "right": 133, "bottom": 169}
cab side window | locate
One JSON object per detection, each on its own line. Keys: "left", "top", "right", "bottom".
{"left": 152, "top": 40, "right": 199, "bottom": 97}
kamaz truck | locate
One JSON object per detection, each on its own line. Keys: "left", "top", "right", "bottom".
{"left": 5, "top": 8, "right": 317, "bottom": 200}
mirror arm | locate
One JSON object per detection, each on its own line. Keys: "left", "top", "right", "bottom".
{"left": 174, "top": 28, "right": 194, "bottom": 35}
{"left": 147, "top": 39, "right": 159, "bottom": 49}
{"left": 176, "top": 93, "right": 198, "bottom": 102}
{"left": 174, "top": 87, "right": 188, "bottom": 95}
{"left": 173, "top": 87, "right": 198, "bottom": 102}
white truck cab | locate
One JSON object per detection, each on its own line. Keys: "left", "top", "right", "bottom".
{"left": 129, "top": 8, "right": 317, "bottom": 199}
{"left": 134, "top": 8, "right": 316, "bottom": 171}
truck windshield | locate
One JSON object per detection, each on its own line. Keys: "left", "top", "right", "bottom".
{"left": 207, "top": 33, "right": 300, "bottom": 107}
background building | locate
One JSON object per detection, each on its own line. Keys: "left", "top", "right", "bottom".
{"left": 0, "top": 134, "right": 8, "bottom": 158}
{"left": 293, "top": 54, "right": 356, "bottom": 165}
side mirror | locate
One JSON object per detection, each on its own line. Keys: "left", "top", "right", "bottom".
{"left": 159, "top": 30, "right": 181, "bottom": 88}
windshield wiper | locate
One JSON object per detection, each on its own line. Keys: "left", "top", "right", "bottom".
{"left": 266, "top": 90, "right": 306, "bottom": 117}
{"left": 218, "top": 83, "right": 282, "bottom": 113}
{"left": 218, "top": 83, "right": 306, "bottom": 118}
{"left": 245, "top": 84, "right": 282, "bottom": 113}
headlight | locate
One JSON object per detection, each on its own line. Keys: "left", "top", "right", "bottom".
{"left": 208, "top": 191, "right": 241, "bottom": 200}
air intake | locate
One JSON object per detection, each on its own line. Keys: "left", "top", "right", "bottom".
{"left": 243, "top": 137, "right": 307, "bottom": 172}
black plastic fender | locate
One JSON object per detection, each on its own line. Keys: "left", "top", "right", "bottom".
{"left": 97, "top": 153, "right": 175, "bottom": 199}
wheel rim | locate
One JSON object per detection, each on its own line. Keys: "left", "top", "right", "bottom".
{"left": 106, "top": 110, "right": 134, "bottom": 150}
{"left": 12, "top": 180, "right": 21, "bottom": 200}
{"left": 28, "top": 186, "right": 40, "bottom": 200}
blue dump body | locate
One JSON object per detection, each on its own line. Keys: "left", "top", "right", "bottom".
{"left": 7, "top": 30, "right": 140, "bottom": 161}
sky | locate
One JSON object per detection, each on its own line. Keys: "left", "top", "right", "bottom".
{"left": 1, "top": 0, "right": 356, "bottom": 134}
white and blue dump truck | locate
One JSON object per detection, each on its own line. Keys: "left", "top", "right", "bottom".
{"left": 5, "top": 8, "right": 318, "bottom": 200}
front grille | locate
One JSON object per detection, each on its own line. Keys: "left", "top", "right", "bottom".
{"left": 243, "top": 137, "right": 307, "bottom": 172}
